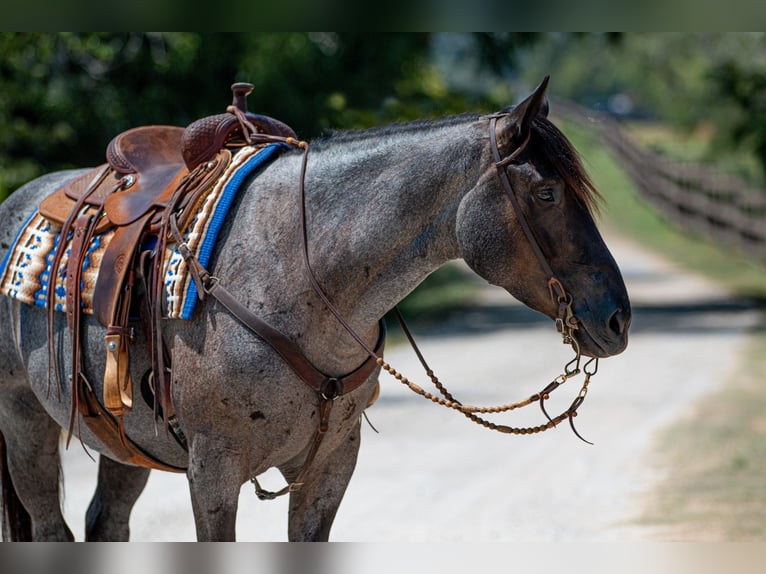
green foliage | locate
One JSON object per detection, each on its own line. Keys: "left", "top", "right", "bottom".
{"left": 0, "top": 32, "right": 215, "bottom": 199}
{"left": 0, "top": 32, "right": 471, "bottom": 201}
{"left": 4, "top": 32, "right": 766, "bottom": 203}
{"left": 709, "top": 55, "right": 766, "bottom": 179}
{"left": 518, "top": 33, "right": 766, "bottom": 185}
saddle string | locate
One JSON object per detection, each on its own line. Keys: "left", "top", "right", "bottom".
{"left": 45, "top": 164, "right": 112, "bottom": 401}
{"left": 151, "top": 170, "right": 202, "bottom": 432}
{"left": 65, "top": 210, "right": 103, "bottom": 448}
{"left": 44, "top": 164, "right": 122, "bottom": 450}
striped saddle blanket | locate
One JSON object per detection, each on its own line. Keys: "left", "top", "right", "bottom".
{"left": 0, "top": 143, "right": 284, "bottom": 320}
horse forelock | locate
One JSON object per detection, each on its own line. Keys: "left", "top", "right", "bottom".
{"left": 530, "top": 117, "right": 603, "bottom": 215}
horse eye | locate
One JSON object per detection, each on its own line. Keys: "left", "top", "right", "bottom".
{"left": 536, "top": 188, "right": 556, "bottom": 202}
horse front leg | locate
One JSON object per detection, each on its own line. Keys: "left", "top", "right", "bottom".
{"left": 285, "top": 418, "right": 362, "bottom": 541}
{"left": 187, "top": 433, "right": 244, "bottom": 541}
{"left": 85, "top": 456, "right": 151, "bottom": 541}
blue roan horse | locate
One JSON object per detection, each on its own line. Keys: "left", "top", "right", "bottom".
{"left": 0, "top": 79, "right": 630, "bottom": 541}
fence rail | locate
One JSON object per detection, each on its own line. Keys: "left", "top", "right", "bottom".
{"left": 554, "top": 100, "right": 766, "bottom": 262}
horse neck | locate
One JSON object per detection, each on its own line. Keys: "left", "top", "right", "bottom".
{"left": 305, "top": 116, "right": 486, "bottom": 327}
{"left": 213, "top": 115, "right": 489, "bottom": 373}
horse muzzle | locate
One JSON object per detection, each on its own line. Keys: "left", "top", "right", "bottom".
{"left": 573, "top": 304, "right": 631, "bottom": 358}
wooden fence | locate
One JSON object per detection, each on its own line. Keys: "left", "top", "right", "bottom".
{"left": 553, "top": 100, "right": 766, "bottom": 263}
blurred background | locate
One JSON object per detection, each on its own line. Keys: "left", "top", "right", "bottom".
{"left": 1, "top": 33, "right": 765, "bottom": 542}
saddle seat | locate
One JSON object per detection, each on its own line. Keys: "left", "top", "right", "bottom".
{"left": 39, "top": 125, "right": 190, "bottom": 232}
{"left": 104, "top": 125, "right": 189, "bottom": 226}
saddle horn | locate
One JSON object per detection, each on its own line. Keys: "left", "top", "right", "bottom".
{"left": 231, "top": 82, "right": 254, "bottom": 114}
{"left": 181, "top": 82, "right": 297, "bottom": 170}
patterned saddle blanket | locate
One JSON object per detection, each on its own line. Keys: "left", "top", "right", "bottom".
{"left": 0, "top": 143, "right": 284, "bottom": 320}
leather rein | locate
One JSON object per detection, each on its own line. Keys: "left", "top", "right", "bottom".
{"left": 173, "top": 113, "right": 599, "bottom": 499}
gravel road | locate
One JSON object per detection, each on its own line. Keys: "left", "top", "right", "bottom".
{"left": 57, "top": 232, "right": 761, "bottom": 541}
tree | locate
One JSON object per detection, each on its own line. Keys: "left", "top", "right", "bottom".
{"left": 515, "top": 33, "right": 766, "bottom": 183}
{"left": 709, "top": 45, "right": 766, "bottom": 180}
{"left": 0, "top": 33, "right": 438, "bottom": 200}
{"left": 0, "top": 32, "right": 551, "bottom": 202}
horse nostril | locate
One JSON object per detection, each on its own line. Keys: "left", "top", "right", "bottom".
{"left": 608, "top": 308, "right": 628, "bottom": 336}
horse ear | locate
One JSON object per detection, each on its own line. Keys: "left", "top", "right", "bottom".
{"left": 499, "top": 76, "right": 550, "bottom": 146}
{"left": 539, "top": 93, "right": 550, "bottom": 118}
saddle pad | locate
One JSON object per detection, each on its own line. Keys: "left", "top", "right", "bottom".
{"left": 0, "top": 212, "right": 114, "bottom": 313}
{"left": 0, "top": 142, "right": 286, "bottom": 320}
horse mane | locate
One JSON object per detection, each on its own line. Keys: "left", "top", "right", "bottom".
{"left": 312, "top": 111, "right": 601, "bottom": 214}
{"left": 313, "top": 113, "right": 481, "bottom": 146}
{"left": 530, "top": 116, "right": 603, "bottom": 215}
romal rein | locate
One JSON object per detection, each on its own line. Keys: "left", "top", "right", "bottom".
{"left": 175, "top": 118, "right": 599, "bottom": 498}
{"left": 295, "top": 117, "right": 599, "bottom": 442}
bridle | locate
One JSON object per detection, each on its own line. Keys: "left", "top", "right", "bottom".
{"left": 487, "top": 114, "right": 581, "bottom": 351}
{"left": 173, "top": 112, "right": 600, "bottom": 499}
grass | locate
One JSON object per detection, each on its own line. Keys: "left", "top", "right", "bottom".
{"left": 635, "top": 333, "right": 766, "bottom": 540}
{"left": 624, "top": 121, "right": 765, "bottom": 186}
{"left": 560, "top": 116, "right": 766, "bottom": 540}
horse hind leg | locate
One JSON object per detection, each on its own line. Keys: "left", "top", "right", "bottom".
{"left": 0, "top": 408, "right": 73, "bottom": 541}
{"left": 1, "top": 429, "right": 32, "bottom": 540}
{"left": 85, "top": 456, "right": 151, "bottom": 541}
{"left": 1, "top": 294, "right": 71, "bottom": 539}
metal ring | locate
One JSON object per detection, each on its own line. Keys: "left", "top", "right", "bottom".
{"left": 320, "top": 377, "right": 342, "bottom": 400}
{"left": 584, "top": 357, "right": 599, "bottom": 376}
{"left": 565, "top": 353, "right": 581, "bottom": 376}
{"left": 202, "top": 275, "right": 220, "bottom": 295}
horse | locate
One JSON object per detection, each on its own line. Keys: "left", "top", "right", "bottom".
{"left": 0, "top": 78, "right": 630, "bottom": 541}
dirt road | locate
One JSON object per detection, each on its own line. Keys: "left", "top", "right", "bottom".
{"left": 58, "top": 232, "right": 761, "bottom": 541}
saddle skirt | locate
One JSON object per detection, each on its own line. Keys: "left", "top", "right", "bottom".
{"left": 0, "top": 142, "right": 286, "bottom": 320}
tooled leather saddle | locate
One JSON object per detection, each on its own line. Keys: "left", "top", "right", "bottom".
{"left": 40, "top": 83, "right": 296, "bottom": 471}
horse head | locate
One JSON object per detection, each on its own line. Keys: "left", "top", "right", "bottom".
{"left": 456, "top": 78, "right": 631, "bottom": 358}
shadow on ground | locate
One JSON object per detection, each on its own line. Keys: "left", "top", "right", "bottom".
{"left": 391, "top": 296, "right": 766, "bottom": 340}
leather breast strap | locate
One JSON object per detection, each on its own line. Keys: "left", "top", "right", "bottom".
{"left": 170, "top": 215, "right": 385, "bottom": 496}
{"left": 210, "top": 278, "right": 385, "bottom": 397}
{"left": 169, "top": 215, "right": 385, "bottom": 398}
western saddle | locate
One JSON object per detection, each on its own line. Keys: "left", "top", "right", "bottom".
{"left": 39, "top": 83, "right": 297, "bottom": 471}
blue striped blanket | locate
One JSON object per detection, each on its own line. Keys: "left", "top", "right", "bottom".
{"left": 0, "top": 143, "right": 285, "bottom": 320}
